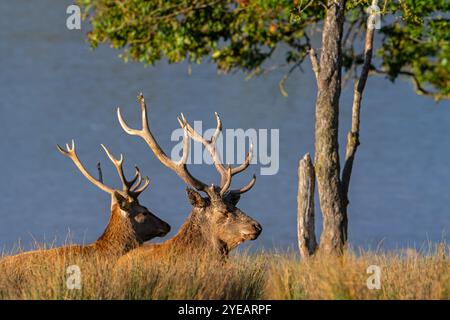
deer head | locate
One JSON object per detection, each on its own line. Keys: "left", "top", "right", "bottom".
{"left": 117, "top": 94, "right": 262, "bottom": 254}
{"left": 57, "top": 141, "right": 171, "bottom": 244}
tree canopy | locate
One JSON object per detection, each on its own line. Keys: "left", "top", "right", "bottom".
{"left": 78, "top": 0, "right": 449, "bottom": 99}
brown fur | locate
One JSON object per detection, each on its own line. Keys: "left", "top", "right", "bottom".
{"left": 124, "top": 210, "right": 220, "bottom": 261}
{"left": 0, "top": 204, "right": 138, "bottom": 268}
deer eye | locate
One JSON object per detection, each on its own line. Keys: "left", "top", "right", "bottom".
{"left": 134, "top": 213, "right": 146, "bottom": 223}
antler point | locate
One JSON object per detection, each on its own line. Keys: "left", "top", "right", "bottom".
{"left": 56, "top": 144, "right": 65, "bottom": 154}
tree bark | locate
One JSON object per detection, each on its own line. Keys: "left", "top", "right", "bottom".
{"left": 313, "top": 0, "right": 346, "bottom": 255}
{"left": 297, "top": 153, "right": 317, "bottom": 258}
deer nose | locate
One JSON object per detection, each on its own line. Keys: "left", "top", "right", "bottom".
{"left": 157, "top": 222, "right": 171, "bottom": 236}
{"left": 161, "top": 222, "right": 171, "bottom": 234}
{"left": 252, "top": 222, "right": 262, "bottom": 237}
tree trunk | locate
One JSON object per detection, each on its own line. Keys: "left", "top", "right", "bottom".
{"left": 314, "top": 0, "right": 346, "bottom": 255}
{"left": 297, "top": 153, "right": 317, "bottom": 258}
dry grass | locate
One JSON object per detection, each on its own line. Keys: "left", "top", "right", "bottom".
{"left": 0, "top": 244, "right": 448, "bottom": 300}
{"left": 265, "top": 244, "right": 449, "bottom": 299}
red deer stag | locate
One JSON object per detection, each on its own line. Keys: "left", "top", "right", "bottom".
{"left": 115, "top": 94, "right": 261, "bottom": 266}
{"left": 0, "top": 141, "right": 170, "bottom": 267}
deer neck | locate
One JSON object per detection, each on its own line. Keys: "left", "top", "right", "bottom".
{"left": 93, "top": 201, "right": 139, "bottom": 257}
{"left": 167, "top": 209, "right": 226, "bottom": 256}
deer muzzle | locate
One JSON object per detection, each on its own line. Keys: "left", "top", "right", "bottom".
{"left": 241, "top": 222, "right": 262, "bottom": 240}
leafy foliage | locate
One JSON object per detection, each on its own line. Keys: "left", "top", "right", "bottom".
{"left": 78, "top": 0, "right": 449, "bottom": 99}
{"left": 377, "top": 0, "right": 449, "bottom": 98}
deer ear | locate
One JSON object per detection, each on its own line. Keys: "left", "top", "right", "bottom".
{"left": 114, "top": 191, "right": 128, "bottom": 208}
{"left": 224, "top": 192, "right": 241, "bottom": 206}
{"left": 186, "top": 188, "right": 207, "bottom": 208}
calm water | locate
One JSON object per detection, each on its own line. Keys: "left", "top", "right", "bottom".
{"left": 1, "top": 1, "right": 449, "bottom": 253}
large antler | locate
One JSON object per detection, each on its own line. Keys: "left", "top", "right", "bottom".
{"left": 57, "top": 140, "right": 150, "bottom": 198}
{"left": 178, "top": 113, "right": 256, "bottom": 197}
{"left": 117, "top": 93, "right": 208, "bottom": 191}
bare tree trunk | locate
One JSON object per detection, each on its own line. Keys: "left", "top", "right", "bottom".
{"left": 297, "top": 153, "right": 317, "bottom": 258}
{"left": 313, "top": 0, "right": 346, "bottom": 255}
{"left": 341, "top": 0, "right": 377, "bottom": 241}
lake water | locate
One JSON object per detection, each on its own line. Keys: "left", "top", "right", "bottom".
{"left": 1, "top": 1, "right": 449, "bottom": 253}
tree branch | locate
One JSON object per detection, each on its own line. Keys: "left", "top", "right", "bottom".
{"left": 304, "top": 32, "right": 320, "bottom": 82}
{"left": 370, "top": 68, "right": 449, "bottom": 101}
{"left": 309, "top": 47, "right": 320, "bottom": 82}
{"left": 278, "top": 54, "right": 307, "bottom": 97}
{"left": 341, "top": 1, "right": 377, "bottom": 205}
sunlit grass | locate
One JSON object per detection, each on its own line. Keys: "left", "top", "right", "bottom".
{"left": 0, "top": 243, "right": 448, "bottom": 300}
{"left": 264, "top": 244, "right": 449, "bottom": 299}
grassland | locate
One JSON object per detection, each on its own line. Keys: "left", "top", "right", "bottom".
{"left": 0, "top": 244, "right": 448, "bottom": 300}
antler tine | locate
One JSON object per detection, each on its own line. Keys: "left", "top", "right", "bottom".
{"left": 228, "top": 143, "right": 256, "bottom": 195}
{"left": 228, "top": 174, "right": 257, "bottom": 195}
{"left": 211, "top": 112, "right": 222, "bottom": 143}
{"left": 220, "top": 166, "right": 232, "bottom": 197}
{"left": 57, "top": 140, "right": 114, "bottom": 194}
{"left": 130, "top": 167, "right": 149, "bottom": 193}
{"left": 131, "top": 176, "right": 150, "bottom": 197}
{"left": 177, "top": 126, "right": 190, "bottom": 166}
{"left": 180, "top": 113, "right": 254, "bottom": 196}
{"left": 231, "top": 142, "right": 253, "bottom": 176}
{"left": 128, "top": 166, "right": 143, "bottom": 191}
{"left": 128, "top": 166, "right": 141, "bottom": 188}
{"left": 118, "top": 93, "right": 207, "bottom": 191}
{"left": 117, "top": 93, "right": 149, "bottom": 137}
{"left": 180, "top": 113, "right": 229, "bottom": 187}
{"left": 101, "top": 144, "right": 132, "bottom": 192}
